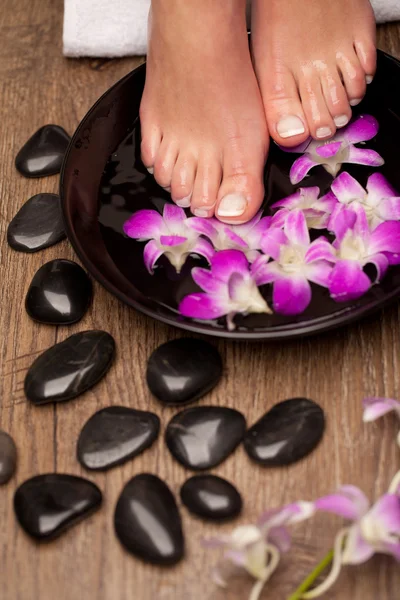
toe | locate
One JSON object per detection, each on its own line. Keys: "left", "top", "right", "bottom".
{"left": 215, "top": 143, "right": 266, "bottom": 224}
{"left": 140, "top": 125, "right": 162, "bottom": 172}
{"left": 337, "top": 49, "right": 367, "bottom": 106}
{"left": 354, "top": 38, "right": 377, "bottom": 84}
{"left": 259, "top": 65, "right": 309, "bottom": 147}
{"left": 153, "top": 138, "right": 179, "bottom": 190}
{"left": 190, "top": 153, "right": 222, "bottom": 218}
{"left": 298, "top": 72, "right": 336, "bottom": 140}
{"left": 320, "top": 68, "right": 352, "bottom": 129}
{"left": 170, "top": 152, "right": 197, "bottom": 208}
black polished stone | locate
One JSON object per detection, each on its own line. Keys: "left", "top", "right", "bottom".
{"left": 25, "top": 259, "right": 92, "bottom": 325}
{"left": 7, "top": 193, "right": 66, "bottom": 253}
{"left": 146, "top": 338, "right": 223, "bottom": 406}
{"left": 181, "top": 475, "right": 242, "bottom": 521}
{"left": 14, "top": 474, "right": 102, "bottom": 541}
{"left": 15, "top": 125, "right": 70, "bottom": 178}
{"left": 114, "top": 474, "right": 184, "bottom": 565}
{"left": 77, "top": 406, "right": 160, "bottom": 471}
{"left": 244, "top": 398, "right": 325, "bottom": 466}
{"left": 0, "top": 430, "right": 17, "bottom": 485}
{"left": 24, "top": 330, "right": 115, "bottom": 405}
{"left": 165, "top": 406, "right": 246, "bottom": 470}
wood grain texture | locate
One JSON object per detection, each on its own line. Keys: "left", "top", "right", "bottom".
{"left": 1, "top": 2, "right": 400, "bottom": 599}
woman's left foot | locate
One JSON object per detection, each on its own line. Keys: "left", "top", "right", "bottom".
{"left": 251, "top": 0, "right": 377, "bottom": 147}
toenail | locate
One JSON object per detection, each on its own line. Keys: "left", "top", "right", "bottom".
{"left": 276, "top": 115, "right": 305, "bottom": 139}
{"left": 366, "top": 75, "right": 374, "bottom": 84}
{"left": 146, "top": 167, "right": 154, "bottom": 175}
{"left": 176, "top": 195, "right": 192, "bottom": 208}
{"left": 350, "top": 98, "right": 362, "bottom": 106}
{"left": 334, "top": 115, "right": 349, "bottom": 128}
{"left": 217, "top": 194, "right": 247, "bottom": 218}
{"left": 316, "top": 127, "right": 333, "bottom": 139}
{"left": 163, "top": 186, "right": 171, "bottom": 193}
{"left": 194, "top": 208, "right": 210, "bottom": 218}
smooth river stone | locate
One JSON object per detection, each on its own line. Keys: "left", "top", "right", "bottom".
{"left": 14, "top": 474, "right": 102, "bottom": 541}
{"left": 15, "top": 125, "right": 70, "bottom": 178}
{"left": 0, "top": 430, "right": 17, "bottom": 485}
{"left": 244, "top": 398, "right": 325, "bottom": 466}
{"left": 181, "top": 475, "right": 242, "bottom": 521}
{"left": 146, "top": 338, "right": 223, "bottom": 406}
{"left": 114, "top": 474, "right": 184, "bottom": 565}
{"left": 165, "top": 406, "right": 246, "bottom": 470}
{"left": 7, "top": 193, "right": 66, "bottom": 253}
{"left": 77, "top": 406, "right": 160, "bottom": 471}
{"left": 24, "top": 331, "right": 115, "bottom": 405}
{"left": 25, "top": 259, "right": 92, "bottom": 325}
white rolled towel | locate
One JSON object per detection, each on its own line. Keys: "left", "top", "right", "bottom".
{"left": 63, "top": 0, "right": 400, "bottom": 58}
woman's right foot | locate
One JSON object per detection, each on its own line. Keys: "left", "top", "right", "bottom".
{"left": 140, "top": 0, "right": 269, "bottom": 224}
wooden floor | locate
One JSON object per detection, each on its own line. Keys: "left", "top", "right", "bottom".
{"left": 1, "top": 2, "right": 400, "bottom": 599}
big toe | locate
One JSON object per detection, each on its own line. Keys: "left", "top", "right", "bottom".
{"left": 215, "top": 142, "right": 267, "bottom": 224}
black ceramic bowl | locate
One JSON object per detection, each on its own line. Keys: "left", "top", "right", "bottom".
{"left": 61, "top": 51, "right": 400, "bottom": 340}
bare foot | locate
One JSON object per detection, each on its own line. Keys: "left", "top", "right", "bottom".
{"left": 140, "top": 0, "right": 269, "bottom": 223}
{"left": 251, "top": 0, "right": 376, "bottom": 147}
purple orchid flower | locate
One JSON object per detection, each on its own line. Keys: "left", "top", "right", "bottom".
{"left": 179, "top": 250, "right": 272, "bottom": 330}
{"left": 303, "top": 478, "right": 400, "bottom": 598}
{"left": 271, "top": 186, "right": 338, "bottom": 230}
{"left": 281, "top": 115, "right": 384, "bottom": 185}
{"left": 328, "top": 205, "right": 400, "bottom": 302}
{"left": 186, "top": 211, "right": 273, "bottom": 262}
{"left": 123, "top": 204, "right": 214, "bottom": 273}
{"left": 204, "top": 502, "right": 314, "bottom": 600}
{"left": 258, "top": 210, "right": 335, "bottom": 315}
{"left": 363, "top": 397, "right": 400, "bottom": 446}
{"left": 329, "top": 172, "right": 400, "bottom": 230}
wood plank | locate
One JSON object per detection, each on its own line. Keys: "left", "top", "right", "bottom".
{"left": 0, "top": 2, "right": 399, "bottom": 599}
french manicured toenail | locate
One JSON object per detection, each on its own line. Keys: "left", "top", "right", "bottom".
{"left": 334, "top": 115, "right": 349, "bottom": 128}
{"left": 366, "top": 75, "right": 373, "bottom": 84}
{"left": 147, "top": 167, "right": 154, "bottom": 174}
{"left": 194, "top": 208, "right": 209, "bottom": 217}
{"left": 163, "top": 186, "right": 171, "bottom": 193}
{"left": 316, "top": 127, "right": 333, "bottom": 139}
{"left": 176, "top": 195, "right": 192, "bottom": 208}
{"left": 350, "top": 99, "right": 362, "bottom": 106}
{"left": 217, "top": 194, "right": 247, "bottom": 218}
{"left": 277, "top": 116, "right": 305, "bottom": 139}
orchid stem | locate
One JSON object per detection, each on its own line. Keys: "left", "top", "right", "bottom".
{"left": 286, "top": 549, "right": 334, "bottom": 600}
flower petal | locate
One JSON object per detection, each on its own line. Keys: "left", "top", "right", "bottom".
{"left": 375, "top": 198, "right": 400, "bottom": 222}
{"left": 365, "top": 494, "right": 400, "bottom": 539}
{"left": 315, "top": 485, "right": 370, "bottom": 520}
{"left": 315, "top": 141, "right": 342, "bottom": 158}
{"left": 279, "top": 138, "right": 312, "bottom": 154}
{"left": 284, "top": 210, "right": 310, "bottom": 247}
{"left": 328, "top": 205, "right": 358, "bottom": 240}
{"left": 290, "top": 155, "right": 317, "bottom": 185}
{"left": 368, "top": 221, "right": 400, "bottom": 255}
{"left": 363, "top": 397, "right": 400, "bottom": 422}
{"left": 179, "top": 293, "right": 228, "bottom": 320}
{"left": 223, "top": 227, "right": 249, "bottom": 249}
{"left": 329, "top": 260, "right": 371, "bottom": 302}
{"left": 342, "top": 114, "right": 379, "bottom": 144}
{"left": 346, "top": 146, "right": 385, "bottom": 168}
{"left": 186, "top": 216, "right": 218, "bottom": 240}
{"left": 342, "top": 524, "right": 375, "bottom": 565}
{"left": 366, "top": 173, "right": 399, "bottom": 203}
{"left": 163, "top": 203, "right": 187, "bottom": 230}
{"left": 316, "top": 190, "right": 339, "bottom": 213}
{"left": 123, "top": 209, "right": 164, "bottom": 239}
{"left": 331, "top": 172, "right": 366, "bottom": 204}
{"left": 367, "top": 253, "right": 389, "bottom": 282}
{"left": 271, "top": 190, "right": 303, "bottom": 210}
{"left": 191, "top": 238, "right": 215, "bottom": 263}
{"left": 143, "top": 240, "right": 163, "bottom": 273}
{"left": 305, "top": 261, "right": 334, "bottom": 287}
{"left": 160, "top": 235, "right": 187, "bottom": 247}
{"left": 191, "top": 267, "right": 226, "bottom": 294}
{"left": 261, "top": 228, "right": 287, "bottom": 260}
{"left": 273, "top": 275, "right": 312, "bottom": 315}
{"left": 210, "top": 249, "right": 250, "bottom": 282}
{"left": 305, "top": 238, "right": 336, "bottom": 263}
